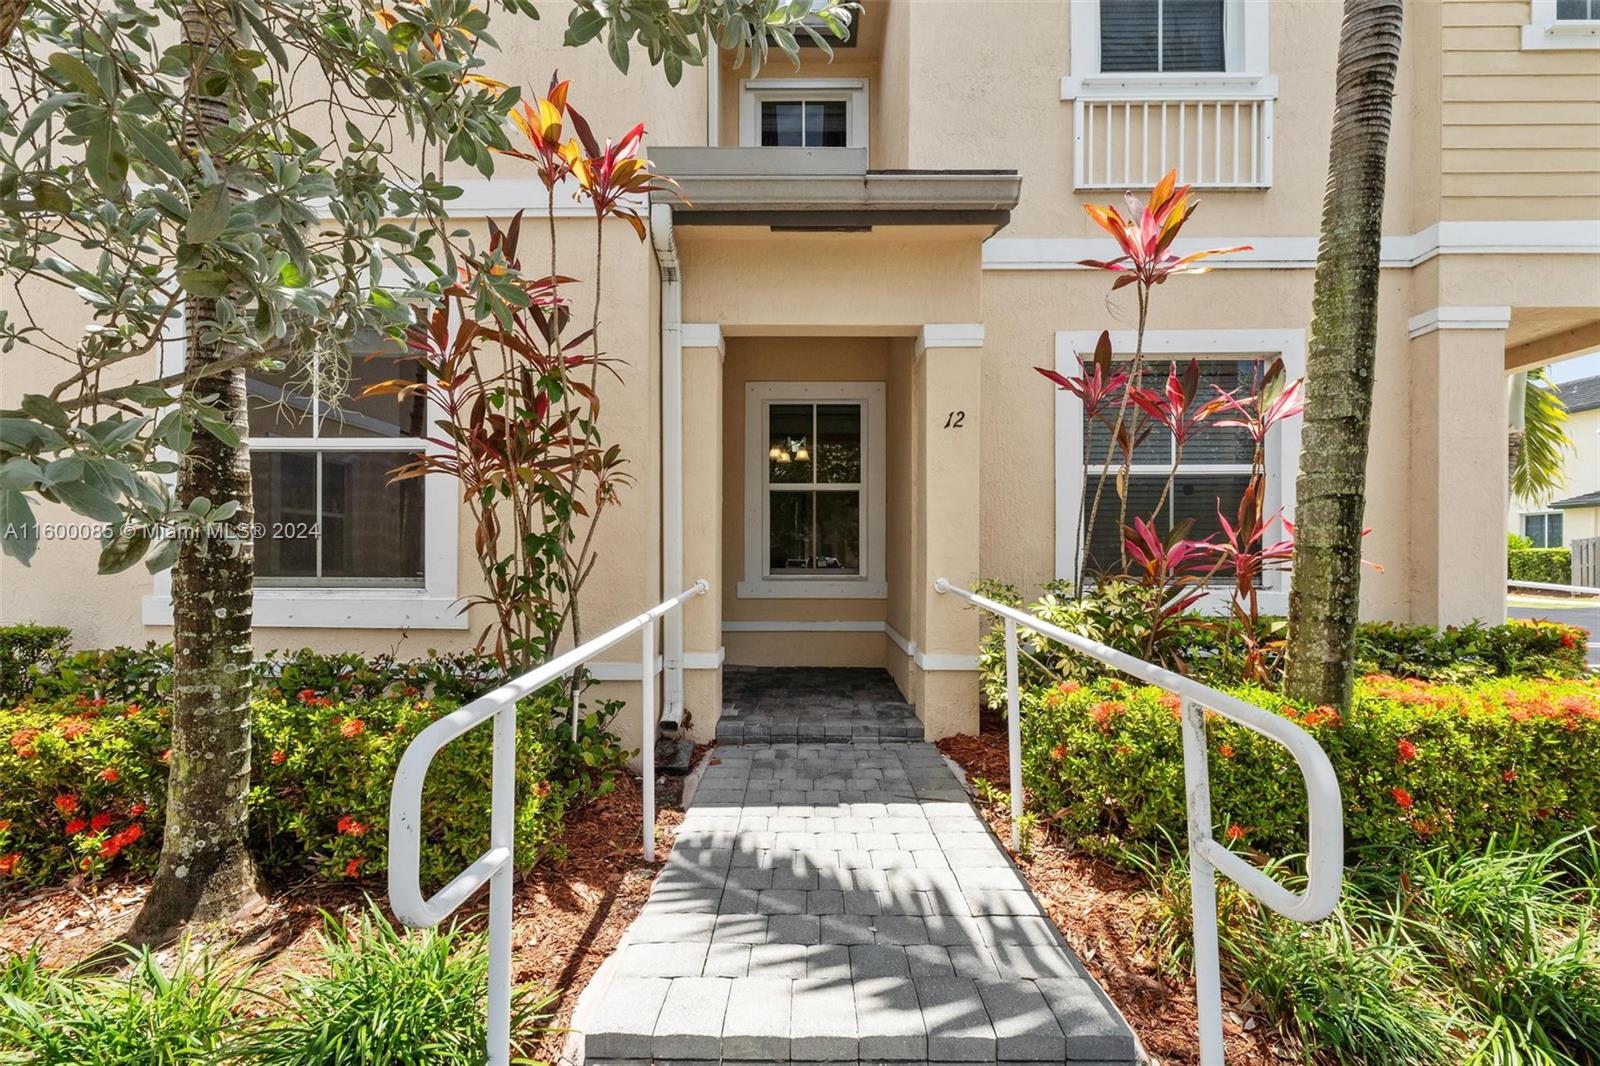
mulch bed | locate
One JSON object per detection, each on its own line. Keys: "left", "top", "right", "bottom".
{"left": 938, "top": 710, "right": 1296, "bottom": 1066}
{"left": 0, "top": 769, "right": 686, "bottom": 1063}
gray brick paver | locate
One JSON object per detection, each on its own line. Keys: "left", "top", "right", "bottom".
{"left": 584, "top": 727, "right": 1134, "bottom": 1064}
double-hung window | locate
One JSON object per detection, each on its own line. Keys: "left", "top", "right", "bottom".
{"left": 740, "top": 382, "right": 886, "bottom": 599}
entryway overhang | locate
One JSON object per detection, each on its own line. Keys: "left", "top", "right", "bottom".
{"left": 649, "top": 147, "right": 1021, "bottom": 235}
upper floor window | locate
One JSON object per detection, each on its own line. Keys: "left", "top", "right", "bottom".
{"left": 740, "top": 78, "right": 868, "bottom": 151}
{"left": 761, "top": 99, "right": 848, "bottom": 148}
{"left": 1101, "top": 0, "right": 1225, "bottom": 73}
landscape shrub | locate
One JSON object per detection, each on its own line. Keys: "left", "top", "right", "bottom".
{"left": 0, "top": 625, "right": 71, "bottom": 704}
{"left": 237, "top": 906, "right": 553, "bottom": 1065}
{"left": 0, "top": 688, "right": 628, "bottom": 889}
{"left": 1020, "top": 674, "right": 1600, "bottom": 861}
{"left": 1509, "top": 546, "right": 1573, "bottom": 584}
{"left": 976, "top": 584, "right": 1589, "bottom": 705}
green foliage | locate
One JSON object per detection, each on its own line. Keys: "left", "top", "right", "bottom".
{"left": 251, "top": 687, "right": 627, "bottom": 886}
{"left": 1513, "top": 369, "right": 1574, "bottom": 505}
{"left": 976, "top": 587, "right": 1588, "bottom": 705}
{"left": 0, "top": 624, "right": 69, "bottom": 703}
{"left": 1509, "top": 531, "right": 1535, "bottom": 553}
{"left": 1510, "top": 547, "right": 1573, "bottom": 585}
{"left": 1019, "top": 675, "right": 1600, "bottom": 862}
{"left": 0, "top": 944, "right": 249, "bottom": 1063}
{"left": 237, "top": 905, "right": 553, "bottom": 1065}
{"left": 1355, "top": 618, "right": 1588, "bottom": 683}
{"left": 0, "top": 647, "right": 629, "bottom": 888}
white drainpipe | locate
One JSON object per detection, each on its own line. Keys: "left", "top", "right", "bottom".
{"left": 651, "top": 201, "right": 686, "bottom": 723}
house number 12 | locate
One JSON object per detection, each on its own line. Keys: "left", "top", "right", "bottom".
{"left": 944, "top": 411, "right": 966, "bottom": 429}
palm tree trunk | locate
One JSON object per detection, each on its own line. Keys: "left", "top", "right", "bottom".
{"left": 1283, "top": 0, "right": 1404, "bottom": 710}
{"left": 131, "top": 0, "right": 262, "bottom": 940}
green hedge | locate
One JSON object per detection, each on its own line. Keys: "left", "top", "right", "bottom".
{"left": 1509, "top": 547, "right": 1572, "bottom": 584}
{"left": 1021, "top": 675, "right": 1600, "bottom": 861}
{"left": 0, "top": 689, "right": 628, "bottom": 889}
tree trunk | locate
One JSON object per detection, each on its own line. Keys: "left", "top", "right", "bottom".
{"left": 1283, "top": 0, "right": 1404, "bottom": 710}
{"left": 130, "top": 0, "right": 262, "bottom": 941}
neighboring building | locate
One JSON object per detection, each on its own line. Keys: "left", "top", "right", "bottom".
{"left": 5, "top": 1, "right": 1600, "bottom": 746}
{"left": 1518, "top": 374, "right": 1600, "bottom": 547}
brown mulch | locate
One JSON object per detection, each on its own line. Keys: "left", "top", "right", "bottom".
{"left": 0, "top": 766, "right": 689, "bottom": 1063}
{"left": 939, "top": 711, "right": 1295, "bottom": 1066}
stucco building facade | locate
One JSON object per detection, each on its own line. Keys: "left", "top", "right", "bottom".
{"left": 4, "top": 0, "right": 1599, "bottom": 747}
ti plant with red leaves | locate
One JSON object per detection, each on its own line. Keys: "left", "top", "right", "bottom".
{"left": 367, "top": 79, "right": 675, "bottom": 668}
{"left": 1071, "top": 171, "right": 1253, "bottom": 575}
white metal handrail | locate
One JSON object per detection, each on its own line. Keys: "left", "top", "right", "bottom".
{"left": 935, "top": 579, "right": 1342, "bottom": 1065}
{"left": 388, "top": 580, "right": 709, "bottom": 1066}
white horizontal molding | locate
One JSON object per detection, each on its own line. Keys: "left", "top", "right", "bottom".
{"left": 141, "top": 592, "right": 469, "bottom": 630}
{"left": 681, "top": 322, "right": 726, "bottom": 356}
{"left": 1061, "top": 73, "right": 1279, "bottom": 101}
{"left": 984, "top": 221, "right": 1600, "bottom": 272}
{"left": 743, "top": 77, "right": 866, "bottom": 93}
{"left": 682, "top": 648, "right": 726, "bottom": 670}
{"left": 915, "top": 323, "right": 985, "bottom": 355}
{"left": 587, "top": 656, "right": 664, "bottom": 682}
{"left": 1407, "top": 306, "right": 1512, "bottom": 340}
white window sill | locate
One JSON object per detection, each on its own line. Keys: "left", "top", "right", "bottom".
{"left": 1522, "top": 21, "right": 1600, "bottom": 49}
{"left": 737, "top": 578, "right": 888, "bottom": 600}
{"left": 1061, "top": 72, "right": 1278, "bottom": 101}
{"left": 141, "top": 591, "right": 469, "bottom": 630}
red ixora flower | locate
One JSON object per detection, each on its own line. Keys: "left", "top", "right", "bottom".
{"left": 336, "top": 815, "right": 368, "bottom": 837}
{"left": 53, "top": 794, "right": 78, "bottom": 817}
{"left": 0, "top": 853, "right": 18, "bottom": 877}
{"left": 128, "top": 802, "right": 147, "bottom": 817}
{"left": 63, "top": 818, "right": 87, "bottom": 836}
{"left": 1503, "top": 768, "right": 1519, "bottom": 783}
{"left": 339, "top": 718, "right": 365, "bottom": 739}
{"left": 1225, "top": 824, "right": 1246, "bottom": 843}
{"left": 1218, "top": 743, "right": 1235, "bottom": 759}
{"left": 57, "top": 717, "right": 91, "bottom": 740}
{"left": 270, "top": 750, "right": 287, "bottom": 766}
{"left": 344, "top": 856, "right": 367, "bottom": 879}
{"left": 1049, "top": 744, "right": 1066, "bottom": 761}
{"left": 90, "top": 811, "right": 112, "bottom": 833}
{"left": 98, "top": 767, "right": 119, "bottom": 783}
{"left": 1392, "top": 786, "right": 1414, "bottom": 811}
{"left": 1396, "top": 739, "right": 1418, "bottom": 764}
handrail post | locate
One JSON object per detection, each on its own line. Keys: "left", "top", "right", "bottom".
{"left": 486, "top": 703, "right": 515, "bottom": 1066}
{"left": 641, "top": 617, "right": 657, "bottom": 863}
{"left": 1004, "top": 617, "right": 1022, "bottom": 851}
{"left": 1181, "top": 697, "right": 1224, "bottom": 1064}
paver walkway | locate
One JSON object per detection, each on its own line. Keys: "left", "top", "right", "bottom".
{"left": 574, "top": 739, "right": 1141, "bottom": 1064}
{"left": 718, "top": 667, "right": 922, "bottom": 744}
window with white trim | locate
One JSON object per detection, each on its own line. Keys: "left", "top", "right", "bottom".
{"left": 740, "top": 381, "right": 886, "bottom": 599}
{"left": 1054, "top": 330, "right": 1305, "bottom": 607}
{"left": 1524, "top": 511, "right": 1565, "bottom": 548}
{"left": 1523, "top": 0, "right": 1600, "bottom": 47}
{"left": 739, "top": 79, "right": 868, "bottom": 150}
{"left": 246, "top": 342, "right": 427, "bottom": 587}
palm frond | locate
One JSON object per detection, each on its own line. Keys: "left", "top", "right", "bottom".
{"left": 1512, "top": 370, "right": 1573, "bottom": 504}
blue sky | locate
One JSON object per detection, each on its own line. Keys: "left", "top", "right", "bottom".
{"left": 1548, "top": 350, "right": 1600, "bottom": 384}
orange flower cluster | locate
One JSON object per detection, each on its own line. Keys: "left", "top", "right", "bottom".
{"left": 336, "top": 815, "right": 368, "bottom": 837}
{"left": 297, "top": 688, "right": 334, "bottom": 709}
{"left": 0, "top": 853, "right": 18, "bottom": 877}
{"left": 1090, "top": 701, "right": 1125, "bottom": 734}
{"left": 339, "top": 718, "right": 366, "bottom": 739}
{"left": 9, "top": 727, "right": 38, "bottom": 758}
{"left": 1396, "top": 738, "right": 1418, "bottom": 764}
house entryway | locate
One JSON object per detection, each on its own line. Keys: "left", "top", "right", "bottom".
{"left": 716, "top": 667, "right": 922, "bottom": 743}
{"left": 569, "top": 738, "right": 1141, "bottom": 1063}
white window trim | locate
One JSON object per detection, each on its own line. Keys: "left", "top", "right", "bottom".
{"left": 739, "top": 78, "right": 869, "bottom": 150}
{"left": 1064, "top": 0, "right": 1271, "bottom": 95}
{"left": 739, "top": 381, "right": 887, "bottom": 599}
{"left": 1053, "top": 328, "right": 1305, "bottom": 615}
{"left": 141, "top": 306, "right": 464, "bottom": 631}
{"left": 1523, "top": 0, "right": 1600, "bottom": 49}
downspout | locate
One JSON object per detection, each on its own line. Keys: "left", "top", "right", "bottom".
{"left": 651, "top": 201, "right": 686, "bottom": 723}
